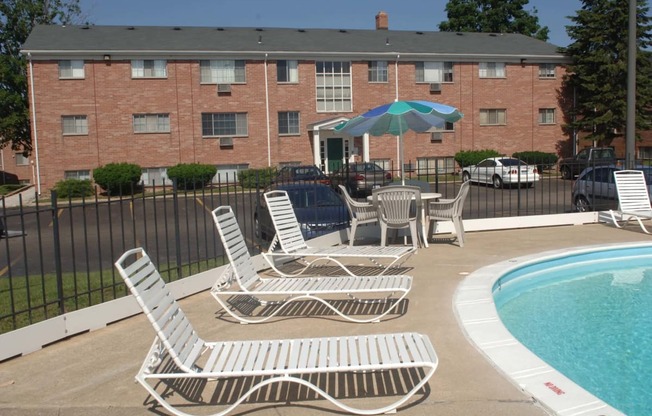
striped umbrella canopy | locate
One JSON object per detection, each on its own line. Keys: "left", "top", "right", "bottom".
{"left": 335, "top": 100, "right": 463, "bottom": 184}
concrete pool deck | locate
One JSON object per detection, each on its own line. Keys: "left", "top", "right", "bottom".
{"left": 0, "top": 222, "right": 649, "bottom": 416}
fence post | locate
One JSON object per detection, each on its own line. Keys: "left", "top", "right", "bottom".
{"left": 50, "top": 190, "right": 65, "bottom": 314}
{"left": 172, "top": 179, "right": 183, "bottom": 279}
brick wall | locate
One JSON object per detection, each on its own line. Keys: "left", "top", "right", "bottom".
{"left": 29, "top": 58, "right": 571, "bottom": 191}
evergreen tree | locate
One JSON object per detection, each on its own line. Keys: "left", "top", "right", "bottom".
{"left": 439, "top": 0, "right": 549, "bottom": 41}
{"left": 563, "top": 0, "right": 652, "bottom": 145}
{"left": 0, "top": 0, "right": 82, "bottom": 153}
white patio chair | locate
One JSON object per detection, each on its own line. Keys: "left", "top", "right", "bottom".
{"left": 426, "top": 181, "right": 471, "bottom": 247}
{"left": 211, "top": 206, "right": 411, "bottom": 323}
{"left": 262, "top": 190, "right": 416, "bottom": 277}
{"left": 609, "top": 169, "right": 652, "bottom": 233}
{"left": 115, "top": 247, "right": 438, "bottom": 416}
{"left": 338, "top": 184, "right": 379, "bottom": 246}
{"left": 371, "top": 185, "right": 422, "bottom": 249}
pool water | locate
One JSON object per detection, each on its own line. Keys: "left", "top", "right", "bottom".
{"left": 493, "top": 247, "right": 652, "bottom": 416}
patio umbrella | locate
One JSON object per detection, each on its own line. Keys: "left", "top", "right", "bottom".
{"left": 335, "top": 100, "right": 463, "bottom": 184}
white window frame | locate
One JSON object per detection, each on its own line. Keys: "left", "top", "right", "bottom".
{"left": 15, "top": 153, "right": 29, "bottom": 166}
{"left": 201, "top": 113, "right": 248, "bottom": 137}
{"left": 133, "top": 114, "right": 171, "bottom": 133}
{"left": 58, "top": 60, "right": 85, "bottom": 79}
{"left": 200, "top": 60, "right": 246, "bottom": 84}
{"left": 539, "top": 63, "right": 556, "bottom": 79}
{"left": 277, "top": 60, "right": 298, "bottom": 83}
{"left": 415, "top": 62, "right": 454, "bottom": 83}
{"left": 64, "top": 170, "right": 91, "bottom": 180}
{"left": 62, "top": 115, "right": 88, "bottom": 135}
{"left": 479, "top": 62, "right": 506, "bottom": 78}
{"left": 538, "top": 108, "right": 556, "bottom": 125}
{"left": 278, "top": 111, "right": 300, "bottom": 135}
{"left": 131, "top": 60, "right": 167, "bottom": 78}
{"left": 368, "top": 61, "right": 388, "bottom": 83}
{"left": 316, "top": 61, "right": 352, "bottom": 112}
{"left": 480, "top": 109, "right": 507, "bottom": 126}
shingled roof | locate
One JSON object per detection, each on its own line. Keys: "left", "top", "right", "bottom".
{"left": 22, "top": 24, "right": 567, "bottom": 62}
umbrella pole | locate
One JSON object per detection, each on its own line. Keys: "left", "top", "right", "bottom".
{"left": 399, "top": 134, "right": 405, "bottom": 185}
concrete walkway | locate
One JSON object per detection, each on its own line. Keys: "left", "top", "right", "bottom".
{"left": 0, "top": 222, "right": 648, "bottom": 416}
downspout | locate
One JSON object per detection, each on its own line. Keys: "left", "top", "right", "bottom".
{"left": 395, "top": 54, "right": 400, "bottom": 176}
{"left": 28, "top": 53, "right": 42, "bottom": 195}
{"left": 394, "top": 54, "right": 400, "bottom": 101}
{"left": 264, "top": 53, "right": 271, "bottom": 167}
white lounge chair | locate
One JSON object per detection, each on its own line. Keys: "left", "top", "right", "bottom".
{"left": 211, "top": 206, "right": 412, "bottom": 324}
{"left": 115, "top": 247, "right": 438, "bottom": 416}
{"left": 609, "top": 169, "right": 652, "bottom": 233}
{"left": 263, "top": 190, "right": 416, "bottom": 277}
{"left": 338, "top": 184, "right": 379, "bottom": 246}
{"left": 427, "top": 181, "right": 470, "bottom": 247}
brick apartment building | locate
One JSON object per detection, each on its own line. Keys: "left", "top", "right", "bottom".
{"left": 19, "top": 12, "right": 571, "bottom": 193}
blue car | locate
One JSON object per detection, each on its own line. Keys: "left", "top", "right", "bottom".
{"left": 255, "top": 183, "right": 350, "bottom": 241}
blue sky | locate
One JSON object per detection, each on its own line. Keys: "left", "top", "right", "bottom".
{"left": 76, "top": 0, "right": 640, "bottom": 47}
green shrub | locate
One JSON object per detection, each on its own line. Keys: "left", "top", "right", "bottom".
{"left": 454, "top": 149, "right": 501, "bottom": 168}
{"left": 512, "top": 151, "right": 558, "bottom": 171}
{"left": 92, "top": 163, "right": 142, "bottom": 195}
{"left": 53, "top": 179, "right": 94, "bottom": 199}
{"left": 166, "top": 163, "right": 217, "bottom": 190}
{"left": 239, "top": 167, "right": 276, "bottom": 189}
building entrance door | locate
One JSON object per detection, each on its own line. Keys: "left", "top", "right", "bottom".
{"left": 327, "top": 138, "right": 343, "bottom": 173}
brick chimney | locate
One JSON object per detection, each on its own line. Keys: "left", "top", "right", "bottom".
{"left": 375, "top": 11, "right": 388, "bottom": 30}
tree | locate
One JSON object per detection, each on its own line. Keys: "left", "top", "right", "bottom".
{"left": 563, "top": 0, "right": 652, "bottom": 146}
{"left": 439, "top": 0, "right": 550, "bottom": 41}
{"left": 0, "top": 0, "right": 82, "bottom": 153}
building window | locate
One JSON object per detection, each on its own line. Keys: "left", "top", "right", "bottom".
{"left": 133, "top": 114, "right": 171, "bottom": 133}
{"left": 639, "top": 147, "right": 652, "bottom": 159}
{"left": 539, "top": 63, "right": 556, "bottom": 78}
{"left": 368, "top": 61, "right": 388, "bottom": 83}
{"left": 131, "top": 60, "right": 167, "bottom": 78}
{"left": 200, "top": 60, "right": 246, "bottom": 83}
{"left": 141, "top": 167, "right": 168, "bottom": 186}
{"left": 538, "top": 108, "right": 556, "bottom": 124}
{"left": 277, "top": 60, "right": 298, "bottom": 83}
{"left": 316, "top": 61, "right": 352, "bottom": 112}
{"left": 479, "top": 62, "right": 506, "bottom": 78}
{"left": 64, "top": 170, "right": 91, "bottom": 180}
{"left": 62, "top": 115, "right": 88, "bottom": 135}
{"left": 58, "top": 60, "right": 84, "bottom": 79}
{"left": 278, "top": 111, "right": 300, "bottom": 135}
{"left": 415, "top": 62, "right": 454, "bottom": 82}
{"left": 201, "top": 113, "right": 248, "bottom": 137}
{"left": 214, "top": 164, "right": 249, "bottom": 183}
{"left": 479, "top": 109, "right": 506, "bottom": 125}
{"left": 15, "top": 153, "right": 29, "bottom": 166}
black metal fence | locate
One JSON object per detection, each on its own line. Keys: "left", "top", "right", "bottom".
{"left": 0, "top": 162, "right": 588, "bottom": 334}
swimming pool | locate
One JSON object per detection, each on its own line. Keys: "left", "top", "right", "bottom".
{"left": 454, "top": 242, "right": 652, "bottom": 416}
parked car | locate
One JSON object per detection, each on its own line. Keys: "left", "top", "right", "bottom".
{"left": 559, "top": 147, "right": 616, "bottom": 180}
{"left": 572, "top": 165, "right": 652, "bottom": 212}
{"left": 254, "top": 183, "right": 350, "bottom": 241}
{"left": 462, "top": 157, "right": 540, "bottom": 189}
{"left": 330, "top": 162, "right": 392, "bottom": 196}
{"left": 273, "top": 165, "right": 331, "bottom": 185}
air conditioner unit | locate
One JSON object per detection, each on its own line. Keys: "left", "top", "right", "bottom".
{"left": 219, "top": 137, "right": 234, "bottom": 148}
{"left": 217, "top": 83, "right": 231, "bottom": 93}
{"left": 429, "top": 83, "right": 441, "bottom": 93}
{"left": 430, "top": 132, "right": 443, "bottom": 143}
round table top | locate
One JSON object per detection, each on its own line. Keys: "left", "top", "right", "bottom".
{"left": 366, "top": 192, "right": 441, "bottom": 201}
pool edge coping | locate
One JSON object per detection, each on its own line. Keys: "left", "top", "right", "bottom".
{"left": 453, "top": 241, "right": 651, "bottom": 416}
